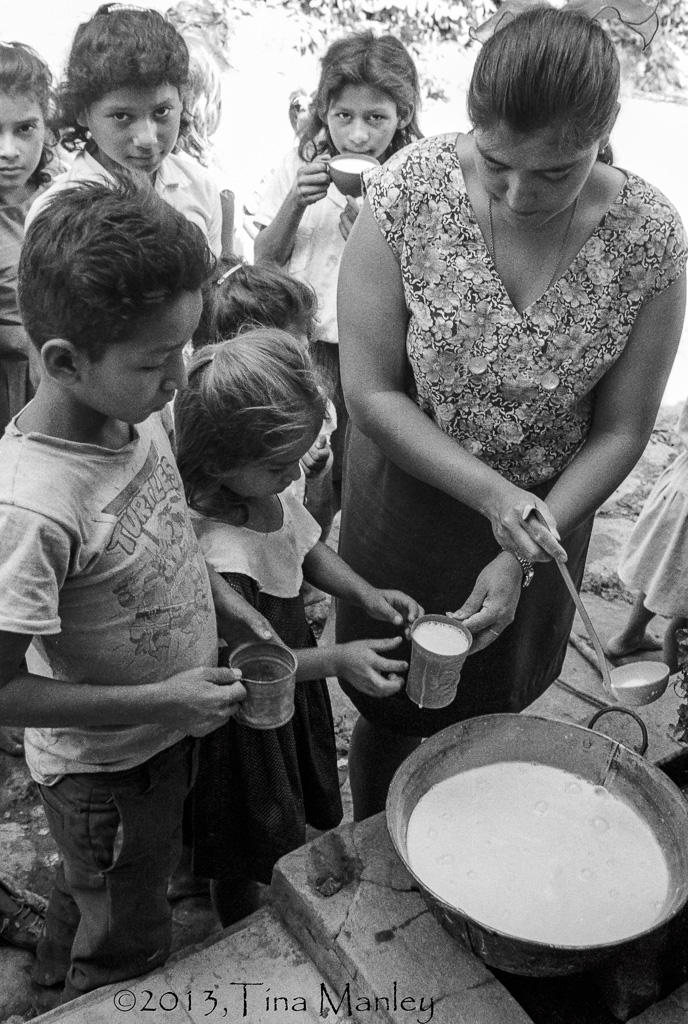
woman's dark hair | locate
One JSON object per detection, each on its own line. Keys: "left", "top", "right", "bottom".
{"left": 298, "top": 31, "right": 422, "bottom": 161}
{"left": 0, "top": 42, "right": 56, "bottom": 187}
{"left": 468, "top": 7, "right": 620, "bottom": 151}
{"left": 57, "top": 4, "right": 189, "bottom": 150}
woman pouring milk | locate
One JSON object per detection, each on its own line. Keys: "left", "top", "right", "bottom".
{"left": 335, "top": 1, "right": 687, "bottom": 819}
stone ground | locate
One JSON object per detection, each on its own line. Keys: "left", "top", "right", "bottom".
{"left": 0, "top": 401, "right": 686, "bottom": 1021}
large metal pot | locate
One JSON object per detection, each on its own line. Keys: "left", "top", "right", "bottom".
{"left": 386, "top": 713, "right": 688, "bottom": 977}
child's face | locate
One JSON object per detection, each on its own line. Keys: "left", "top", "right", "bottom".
{"left": 326, "top": 84, "right": 403, "bottom": 160}
{"left": 79, "top": 84, "right": 182, "bottom": 177}
{"left": 221, "top": 418, "right": 321, "bottom": 499}
{"left": 0, "top": 91, "right": 46, "bottom": 203}
{"left": 74, "top": 289, "right": 201, "bottom": 424}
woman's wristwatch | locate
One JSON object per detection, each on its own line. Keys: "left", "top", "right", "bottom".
{"left": 514, "top": 554, "right": 535, "bottom": 589}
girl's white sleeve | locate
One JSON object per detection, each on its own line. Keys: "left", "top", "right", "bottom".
{"left": 253, "top": 148, "right": 300, "bottom": 230}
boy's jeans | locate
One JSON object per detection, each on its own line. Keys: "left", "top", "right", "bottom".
{"left": 34, "top": 737, "right": 196, "bottom": 1001}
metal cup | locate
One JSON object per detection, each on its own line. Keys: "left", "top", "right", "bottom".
{"left": 228, "top": 641, "right": 298, "bottom": 729}
{"left": 406, "top": 614, "right": 473, "bottom": 709}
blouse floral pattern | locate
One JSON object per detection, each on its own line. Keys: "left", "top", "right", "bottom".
{"left": 365, "top": 134, "right": 687, "bottom": 487}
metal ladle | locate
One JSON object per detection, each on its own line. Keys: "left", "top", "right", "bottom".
{"left": 555, "top": 558, "right": 614, "bottom": 698}
{"left": 556, "top": 559, "right": 672, "bottom": 706}
{"left": 529, "top": 511, "right": 669, "bottom": 707}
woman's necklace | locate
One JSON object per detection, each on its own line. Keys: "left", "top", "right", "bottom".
{"left": 470, "top": 196, "right": 580, "bottom": 401}
{"left": 487, "top": 194, "right": 579, "bottom": 300}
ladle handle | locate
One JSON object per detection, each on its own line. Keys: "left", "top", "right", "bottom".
{"left": 556, "top": 559, "right": 613, "bottom": 698}
{"left": 523, "top": 508, "right": 613, "bottom": 699}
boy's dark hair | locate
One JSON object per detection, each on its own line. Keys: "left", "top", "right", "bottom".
{"left": 0, "top": 42, "right": 56, "bottom": 187}
{"left": 58, "top": 4, "right": 189, "bottom": 150}
{"left": 192, "top": 257, "right": 317, "bottom": 350}
{"left": 19, "top": 177, "right": 213, "bottom": 359}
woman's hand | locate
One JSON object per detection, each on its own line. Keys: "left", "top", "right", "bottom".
{"left": 333, "top": 637, "right": 408, "bottom": 696}
{"left": 488, "top": 484, "right": 566, "bottom": 563}
{"left": 449, "top": 552, "right": 523, "bottom": 653}
{"left": 339, "top": 197, "right": 361, "bottom": 240}
{"left": 293, "top": 159, "right": 331, "bottom": 208}
{"left": 359, "top": 588, "right": 424, "bottom": 635}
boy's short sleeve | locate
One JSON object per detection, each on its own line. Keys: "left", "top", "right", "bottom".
{"left": 0, "top": 505, "right": 70, "bottom": 634}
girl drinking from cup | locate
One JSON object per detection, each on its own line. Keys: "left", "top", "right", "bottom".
{"left": 26, "top": 3, "right": 222, "bottom": 255}
{"left": 174, "top": 330, "right": 421, "bottom": 924}
{"left": 336, "top": 4, "right": 687, "bottom": 819}
{"left": 253, "top": 31, "right": 422, "bottom": 513}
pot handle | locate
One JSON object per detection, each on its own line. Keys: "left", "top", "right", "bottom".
{"left": 587, "top": 706, "right": 649, "bottom": 756}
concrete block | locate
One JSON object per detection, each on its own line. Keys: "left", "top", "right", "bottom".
{"left": 272, "top": 814, "right": 533, "bottom": 1024}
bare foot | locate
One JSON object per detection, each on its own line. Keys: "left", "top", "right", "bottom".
{"left": 605, "top": 632, "right": 663, "bottom": 660}
{"left": 0, "top": 726, "right": 24, "bottom": 756}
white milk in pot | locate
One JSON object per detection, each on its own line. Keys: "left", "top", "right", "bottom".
{"left": 406, "top": 761, "right": 670, "bottom": 947}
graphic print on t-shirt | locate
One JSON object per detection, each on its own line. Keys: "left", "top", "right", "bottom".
{"left": 102, "top": 440, "right": 212, "bottom": 667}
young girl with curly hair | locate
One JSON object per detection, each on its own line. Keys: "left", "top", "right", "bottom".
{"left": 175, "top": 330, "right": 421, "bottom": 924}
{"left": 26, "top": 3, "right": 222, "bottom": 254}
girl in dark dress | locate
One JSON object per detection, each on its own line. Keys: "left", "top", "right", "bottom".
{"left": 175, "top": 329, "right": 421, "bottom": 923}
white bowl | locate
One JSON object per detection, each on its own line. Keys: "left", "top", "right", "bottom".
{"left": 609, "top": 661, "right": 670, "bottom": 706}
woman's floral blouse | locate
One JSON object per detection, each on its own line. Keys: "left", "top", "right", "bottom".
{"left": 365, "top": 134, "right": 687, "bottom": 487}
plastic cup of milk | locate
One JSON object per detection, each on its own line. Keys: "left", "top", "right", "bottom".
{"left": 406, "top": 614, "right": 473, "bottom": 709}
{"left": 228, "top": 641, "right": 298, "bottom": 729}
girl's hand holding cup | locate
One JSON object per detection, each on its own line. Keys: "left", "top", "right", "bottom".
{"left": 360, "top": 587, "right": 424, "bottom": 637}
{"left": 293, "top": 159, "right": 331, "bottom": 207}
{"left": 333, "top": 637, "right": 408, "bottom": 697}
{"left": 301, "top": 434, "right": 332, "bottom": 477}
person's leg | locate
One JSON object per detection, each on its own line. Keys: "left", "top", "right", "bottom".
{"left": 210, "top": 876, "right": 264, "bottom": 927}
{"left": 32, "top": 861, "right": 78, "bottom": 987}
{"left": 347, "top": 716, "right": 422, "bottom": 821}
{"left": 38, "top": 739, "right": 194, "bottom": 1003}
{"left": 606, "top": 591, "right": 661, "bottom": 658}
{"left": 663, "top": 615, "right": 688, "bottom": 673}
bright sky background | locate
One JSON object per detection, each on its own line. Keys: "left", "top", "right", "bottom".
{"left": 5, "top": 0, "right": 688, "bottom": 406}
